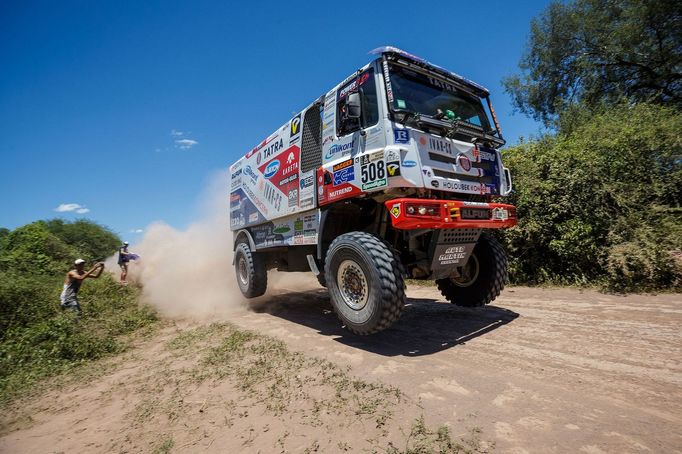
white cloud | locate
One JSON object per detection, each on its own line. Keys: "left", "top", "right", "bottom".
{"left": 171, "top": 129, "right": 184, "bottom": 137}
{"left": 55, "top": 203, "right": 89, "bottom": 213}
{"left": 175, "top": 138, "right": 198, "bottom": 150}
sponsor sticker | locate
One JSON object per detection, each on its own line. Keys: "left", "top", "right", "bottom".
{"left": 264, "top": 160, "right": 280, "bottom": 179}
{"left": 427, "top": 137, "right": 453, "bottom": 154}
{"left": 325, "top": 139, "right": 355, "bottom": 160}
{"left": 402, "top": 159, "right": 417, "bottom": 168}
{"left": 289, "top": 114, "right": 301, "bottom": 142}
{"left": 360, "top": 160, "right": 386, "bottom": 188}
{"left": 362, "top": 179, "right": 387, "bottom": 190}
{"left": 288, "top": 189, "right": 298, "bottom": 207}
{"left": 333, "top": 166, "right": 355, "bottom": 186}
{"left": 390, "top": 203, "right": 401, "bottom": 218}
{"left": 278, "top": 174, "right": 298, "bottom": 186}
{"left": 249, "top": 212, "right": 259, "bottom": 223}
{"left": 385, "top": 149, "right": 400, "bottom": 162}
{"left": 479, "top": 150, "right": 496, "bottom": 161}
{"left": 273, "top": 224, "right": 291, "bottom": 234}
{"left": 332, "top": 159, "right": 353, "bottom": 172}
{"left": 300, "top": 175, "right": 313, "bottom": 189}
{"left": 329, "top": 186, "right": 353, "bottom": 199}
{"left": 300, "top": 197, "right": 314, "bottom": 209}
{"left": 386, "top": 161, "right": 401, "bottom": 177}
{"left": 437, "top": 245, "right": 469, "bottom": 265}
{"left": 244, "top": 165, "right": 259, "bottom": 184}
{"left": 394, "top": 129, "right": 410, "bottom": 144}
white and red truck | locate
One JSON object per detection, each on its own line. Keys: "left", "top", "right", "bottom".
{"left": 230, "top": 46, "right": 516, "bottom": 334}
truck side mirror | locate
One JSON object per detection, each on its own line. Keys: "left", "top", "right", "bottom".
{"left": 346, "top": 92, "right": 361, "bottom": 119}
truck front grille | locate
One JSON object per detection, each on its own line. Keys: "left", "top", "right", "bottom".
{"left": 433, "top": 169, "right": 494, "bottom": 184}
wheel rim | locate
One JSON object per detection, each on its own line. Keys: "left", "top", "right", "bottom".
{"left": 449, "top": 254, "right": 480, "bottom": 287}
{"left": 336, "top": 259, "right": 369, "bottom": 310}
{"left": 238, "top": 256, "right": 249, "bottom": 286}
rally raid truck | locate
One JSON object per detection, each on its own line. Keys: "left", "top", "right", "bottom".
{"left": 230, "top": 46, "right": 516, "bottom": 335}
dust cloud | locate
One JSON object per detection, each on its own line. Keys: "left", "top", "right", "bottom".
{"left": 105, "top": 170, "right": 320, "bottom": 319}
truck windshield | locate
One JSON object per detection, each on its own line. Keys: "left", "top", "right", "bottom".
{"left": 388, "top": 64, "right": 492, "bottom": 131}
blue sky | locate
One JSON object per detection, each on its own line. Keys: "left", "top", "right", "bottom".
{"left": 0, "top": 0, "right": 549, "bottom": 238}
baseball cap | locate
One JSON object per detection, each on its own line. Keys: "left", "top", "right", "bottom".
{"left": 74, "top": 258, "right": 86, "bottom": 265}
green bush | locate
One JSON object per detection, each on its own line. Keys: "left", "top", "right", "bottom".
{"left": 0, "top": 219, "right": 157, "bottom": 403}
{"left": 500, "top": 103, "right": 682, "bottom": 291}
{"left": 0, "top": 275, "right": 157, "bottom": 402}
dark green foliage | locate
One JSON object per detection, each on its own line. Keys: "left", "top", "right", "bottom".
{"left": 503, "top": 0, "right": 682, "bottom": 124}
{"left": 0, "top": 219, "right": 120, "bottom": 274}
{"left": 0, "top": 219, "right": 156, "bottom": 403}
{"left": 43, "top": 219, "right": 121, "bottom": 263}
{"left": 0, "top": 276, "right": 157, "bottom": 401}
{"left": 499, "top": 103, "right": 682, "bottom": 291}
{"left": 0, "top": 223, "right": 79, "bottom": 274}
{"left": 0, "top": 272, "right": 60, "bottom": 338}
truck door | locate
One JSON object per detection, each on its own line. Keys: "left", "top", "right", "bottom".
{"left": 319, "top": 68, "right": 385, "bottom": 205}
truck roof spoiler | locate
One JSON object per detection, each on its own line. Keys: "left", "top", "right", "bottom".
{"left": 369, "top": 46, "right": 490, "bottom": 97}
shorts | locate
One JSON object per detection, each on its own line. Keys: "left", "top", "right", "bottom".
{"left": 119, "top": 262, "right": 128, "bottom": 270}
{"left": 61, "top": 299, "right": 82, "bottom": 313}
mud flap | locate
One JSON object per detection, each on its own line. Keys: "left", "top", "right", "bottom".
{"left": 428, "top": 229, "right": 482, "bottom": 280}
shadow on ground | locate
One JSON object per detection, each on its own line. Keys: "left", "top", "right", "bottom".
{"left": 248, "top": 289, "right": 519, "bottom": 357}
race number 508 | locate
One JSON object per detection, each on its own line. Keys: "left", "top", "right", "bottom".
{"left": 361, "top": 161, "right": 385, "bottom": 183}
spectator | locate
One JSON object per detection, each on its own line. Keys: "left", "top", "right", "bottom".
{"left": 60, "top": 259, "right": 104, "bottom": 313}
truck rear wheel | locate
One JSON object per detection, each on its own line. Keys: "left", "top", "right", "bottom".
{"left": 436, "top": 233, "right": 507, "bottom": 307}
{"left": 235, "top": 242, "right": 267, "bottom": 298}
{"left": 325, "top": 232, "right": 405, "bottom": 335}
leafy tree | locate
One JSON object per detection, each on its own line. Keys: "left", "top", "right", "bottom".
{"left": 499, "top": 102, "right": 682, "bottom": 290}
{"left": 44, "top": 219, "right": 121, "bottom": 262}
{"left": 504, "top": 0, "right": 682, "bottom": 124}
{"left": 0, "top": 219, "right": 121, "bottom": 274}
{"left": 0, "top": 223, "right": 78, "bottom": 274}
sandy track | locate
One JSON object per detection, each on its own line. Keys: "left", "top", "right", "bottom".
{"left": 2, "top": 284, "right": 681, "bottom": 453}
{"left": 236, "top": 284, "right": 682, "bottom": 453}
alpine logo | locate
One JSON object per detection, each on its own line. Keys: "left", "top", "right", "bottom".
{"left": 264, "top": 160, "right": 280, "bottom": 179}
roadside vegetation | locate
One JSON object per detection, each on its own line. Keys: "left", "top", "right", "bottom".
{"left": 499, "top": 0, "right": 682, "bottom": 291}
{"left": 0, "top": 219, "right": 157, "bottom": 403}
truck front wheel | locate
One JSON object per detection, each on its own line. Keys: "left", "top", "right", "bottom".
{"left": 325, "top": 232, "right": 405, "bottom": 335}
{"left": 234, "top": 242, "right": 267, "bottom": 298}
{"left": 436, "top": 233, "right": 507, "bottom": 307}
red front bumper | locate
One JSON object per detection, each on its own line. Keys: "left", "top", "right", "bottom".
{"left": 384, "top": 198, "right": 517, "bottom": 230}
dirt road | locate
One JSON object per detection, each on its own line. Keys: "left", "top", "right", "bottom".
{"left": 237, "top": 283, "right": 682, "bottom": 453}
{"left": 2, "top": 283, "right": 681, "bottom": 453}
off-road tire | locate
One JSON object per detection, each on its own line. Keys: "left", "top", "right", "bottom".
{"left": 436, "top": 233, "right": 507, "bottom": 307}
{"left": 325, "top": 232, "right": 405, "bottom": 335}
{"left": 234, "top": 242, "right": 267, "bottom": 298}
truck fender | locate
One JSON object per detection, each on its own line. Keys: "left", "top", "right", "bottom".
{"left": 233, "top": 229, "right": 256, "bottom": 265}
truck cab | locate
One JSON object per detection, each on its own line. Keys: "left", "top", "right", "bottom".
{"left": 230, "top": 47, "right": 516, "bottom": 335}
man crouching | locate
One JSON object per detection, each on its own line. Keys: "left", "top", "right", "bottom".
{"left": 60, "top": 258, "right": 105, "bottom": 314}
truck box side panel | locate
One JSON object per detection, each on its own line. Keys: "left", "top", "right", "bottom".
{"left": 230, "top": 105, "right": 321, "bottom": 232}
